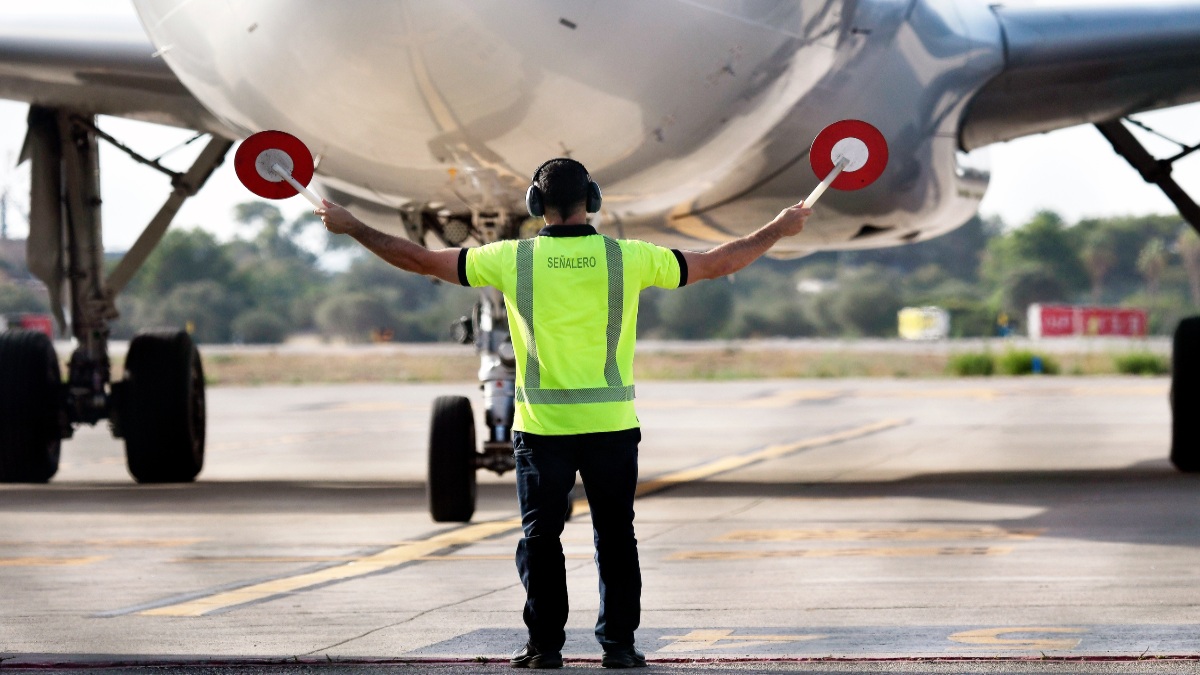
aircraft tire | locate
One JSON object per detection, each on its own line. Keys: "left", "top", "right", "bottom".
{"left": 1171, "top": 316, "right": 1200, "bottom": 473}
{"left": 0, "top": 330, "right": 62, "bottom": 483}
{"left": 121, "top": 330, "right": 205, "bottom": 483}
{"left": 427, "top": 395, "right": 477, "bottom": 522}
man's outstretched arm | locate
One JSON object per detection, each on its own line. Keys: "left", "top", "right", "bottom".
{"left": 316, "top": 201, "right": 463, "bottom": 284}
{"left": 682, "top": 202, "right": 812, "bottom": 283}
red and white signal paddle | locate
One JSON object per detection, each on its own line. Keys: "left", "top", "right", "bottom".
{"left": 234, "top": 130, "right": 323, "bottom": 208}
{"left": 803, "top": 119, "right": 889, "bottom": 207}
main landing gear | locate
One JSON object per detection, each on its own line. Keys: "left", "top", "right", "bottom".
{"left": 112, "top": 331, "right": 206, "bottom": 482}
{"left": 0, "top": 330, "right": 62, "bottom": 482}
{"left": 1097, "top": 116, "right": 1200, "bottom": 473}
{"left": 0, "top": 106, "right": 230, "bottom": 484}
{"left": 1171, "top": 318, "right": 1200, "bottom": 473}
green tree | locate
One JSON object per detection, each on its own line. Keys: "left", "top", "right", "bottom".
{"left": 1081, "top": 230, "right": 1118, "bottom": 304}
{"left": 1137, "top": 238, "right": 1169, "bottom": 299}
{"left": 830, "top": 266, "right": 903, "bottom": 337}
{"left": 133, "top": 228, "right": 236, "bottom": 296}
{"left": 906, "top": 277, "right": 994, "bottom": 337}
{"left": 982, "top": 211, "right": 1087, "bottom": 315}
{"left": 999, "top": 265, "right": 1068, "bottom": 313}
{"left": 0, "top": 282, "right": 48, "bottom": 314}
{"left": 843, "top": 215, "right": 995, "bottom": 281}
{"left": 340, "top": 254, "right": 440, "bottom": 311}
{"left": 236, "top": 257, "right": 326, "bottom": 329}
{"left": 230, "top": 201, "right": 333, "bottom": 336}
{"left": 657, "top": 280, "right": 733, "bottom": 339}
{"left": 145, "top": 280, "right": 244, "bottom": 343}
{"left": 1074, "top": 214, "right": 1182, "bottom": 299}
{"left": 315, "top": 292, "right": 397, "bottom": 342}
{"left": 232, "top": 309, "right": 289, "bottom": 344}
{"left": 1176, "top": 226, "right": 1200, "bottom": 306}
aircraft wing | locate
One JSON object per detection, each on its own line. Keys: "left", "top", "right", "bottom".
{"left": 960, "top": 2, "right": 1200, "bottom": 151}
{"left": 0, "top": 9, "right": 223, "bottom": 134}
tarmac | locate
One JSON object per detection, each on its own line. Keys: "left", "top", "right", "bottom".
{"left": 1, "top": 376, "right": 1197, "bottom": 672}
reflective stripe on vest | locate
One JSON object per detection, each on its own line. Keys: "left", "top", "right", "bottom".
{"left": 514, "top": 237, "right": 634, "bottom": 405}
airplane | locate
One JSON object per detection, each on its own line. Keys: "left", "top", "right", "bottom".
{"left": 1, "top": 0, "right": 1199, "bottom": 521}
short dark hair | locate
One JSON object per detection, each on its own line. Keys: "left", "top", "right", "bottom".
{"left": 533, "top": 158, "right": 590, "bottom": 217}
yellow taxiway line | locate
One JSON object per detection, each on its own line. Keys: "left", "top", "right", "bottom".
{"left": 136, "top": 417, "right": 906, "bottom": 617}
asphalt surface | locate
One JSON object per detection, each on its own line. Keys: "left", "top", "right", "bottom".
{"left": 2, "top": 376, "right": 1197, "bottom": 673}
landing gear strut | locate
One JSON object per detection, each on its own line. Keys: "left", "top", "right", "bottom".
{"left": 0, "top": 106, "right": 230, "bottom": 483}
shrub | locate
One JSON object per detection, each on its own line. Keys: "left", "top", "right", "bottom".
{"left": 315, "top": 292, "right": 396, "bottom": 342}
{"left": 1114, "top": 352, "right": 1170, "bottom": 376}
{"left": 146, "top": 280, "right": 242, "bottom": 343}
{"left": 947, "top": 352, "right": 994, "bottom": 376}
{"left": 832, "top": 279, "right": 903, "bottom": 337}
{"left": 232, "top": 310, "right": 290, "bottom": 344}
{"left": 997, "top": 350, "right": 1060, "bottom": 375}
{"left": 658, "top": 280, "right": 733, "bottom": 339}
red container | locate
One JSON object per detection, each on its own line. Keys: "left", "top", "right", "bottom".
{"left": 1028, "top": 304, "right": 1148, "bottom": 338}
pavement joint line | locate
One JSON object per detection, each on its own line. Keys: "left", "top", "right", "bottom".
{"left": 667, "top": 546, "right": 1014, "bottom": 560}
{"left": 0, "top": 555, "right": 108, "bottom": 566}
{"left": 713, "top": 527, "right": 1044, "bottom": 542}
{"left": 0, "top": 538, "right": 208, "bottom": 548}
{"left": 5, "top": 655, "right": 1200, "bottom": 668}
{"left": 122, "top": 417, "right": 907, "bottom": 618}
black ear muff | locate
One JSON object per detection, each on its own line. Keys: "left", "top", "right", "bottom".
{"left": 526, "top": 184, "right": 544, "bottom": 218}
{"left": 586, "top": 180, "right": 602, "bottom": 213}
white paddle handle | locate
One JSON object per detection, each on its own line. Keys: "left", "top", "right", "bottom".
{"left": 803, "top": 157, "right": 850, "bottom": 208}
{"left": 271, "top": 163, "right": 324, "bottom": 209}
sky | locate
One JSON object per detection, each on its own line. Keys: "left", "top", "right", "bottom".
{"left": 0, "top": 0, "right": 1198, "bottom": 254}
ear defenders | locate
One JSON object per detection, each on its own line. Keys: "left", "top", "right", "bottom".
{"left": 526, "top": 158, "right": 602, "bottom": 218}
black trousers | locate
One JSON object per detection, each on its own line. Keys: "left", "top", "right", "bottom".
{"left": 513, "top": 428, "right": 642, "bottom": 652}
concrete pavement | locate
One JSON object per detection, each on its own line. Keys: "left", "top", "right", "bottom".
{"left": 1, "top": 377, "right": 1197, "bottom": 669}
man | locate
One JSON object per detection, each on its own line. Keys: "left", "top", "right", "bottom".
{"left": 317, "top": 159, "right": 811, "bottom": 669}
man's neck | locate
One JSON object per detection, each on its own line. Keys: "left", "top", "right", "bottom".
{"left": 543, "top": 212, "right": 589, "bottom": 226}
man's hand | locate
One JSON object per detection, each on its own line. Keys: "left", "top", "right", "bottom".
{"left": 768, "top": 201, "right": 813, "bottom": 238}
{"left": 315, "top": 200, "right": 362, "bottom": 235}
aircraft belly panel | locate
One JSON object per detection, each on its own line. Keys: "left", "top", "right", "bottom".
{"left": 133, "top": 1, "right": 843, "bottom": 214}
{"left": 126, "top": 0, "right": 1188, "bottom": 254}
{"left": 639, "top": 0, "right": 1002, "bottom": 253}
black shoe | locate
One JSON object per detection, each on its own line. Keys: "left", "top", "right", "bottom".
{"left": 601, "top": 645, "right": 646, "bottom": 668}
{"left": 510, "top": 642, "right": 563, "bottom": 669}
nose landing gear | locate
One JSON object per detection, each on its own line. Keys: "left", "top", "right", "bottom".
{"left": 427, "top": 290, "right": 517, "bottom": 522}
{"left": 427, "top": 395, "right": 479, "bottom": 522}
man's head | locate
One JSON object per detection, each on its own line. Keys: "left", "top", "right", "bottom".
{"left": 526, "top": 158, "right": 602, "bottom": 222}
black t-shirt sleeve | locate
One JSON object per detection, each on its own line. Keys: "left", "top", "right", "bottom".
{"left": 457, "top": 248, "right": 471, "bottom": 287}
{"left": 671, "top": 249, "right": 689, "bottom": 287}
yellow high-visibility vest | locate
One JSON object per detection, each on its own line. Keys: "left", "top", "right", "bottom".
{"left": 462, "top": 224, "right": 686, "bottom": 435}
